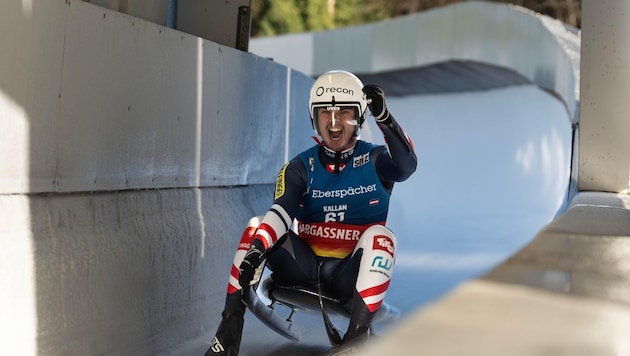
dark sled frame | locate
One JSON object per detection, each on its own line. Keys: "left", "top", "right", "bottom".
{"left": 243, "top": 268, "right": 400, "bottom": 346}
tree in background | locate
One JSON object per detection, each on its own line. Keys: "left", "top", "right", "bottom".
{"left": 367, "top": 0, "right": 580, "bottom": 28}
{"left": 251, "top": 0, "right": 387, "bottom": 37}
{"left": 501, "top": 0, "right": 581, "bottom": 28}
{"left": 251, "top": 0, "right": 581, "bottom": 37}
{"left": 251, "top": 0, "right": 305, "bottom": 36}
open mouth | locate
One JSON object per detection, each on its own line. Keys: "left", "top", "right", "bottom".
{"left": 328, "top": 127, "right": 343, "bottom": 140}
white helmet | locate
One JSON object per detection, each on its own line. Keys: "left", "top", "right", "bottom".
{"left": 309, "top": 70, "right": 368, "bottom": 136}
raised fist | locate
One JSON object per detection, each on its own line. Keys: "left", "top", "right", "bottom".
{"left": 362, "top": 84, "right": 391, "bottom": 124}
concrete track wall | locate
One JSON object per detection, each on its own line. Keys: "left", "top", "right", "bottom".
{"left": 0, "top": 1, "right": 313, "bottom": 194}
{"left": 1, "top": 186, "right": 273, "bottom": 355}
{"left": 579, "top": 0, "right": 630, "bottom": 193}
{"left": 0, "top": 1, "right": 312, "bottom": 354}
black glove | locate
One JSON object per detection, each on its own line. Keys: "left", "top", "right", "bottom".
{"left": 238, "top": 239, "right": 265, "bottom": 288}
{"left": 362, "top": 84, "right": 391, "bottom": 124}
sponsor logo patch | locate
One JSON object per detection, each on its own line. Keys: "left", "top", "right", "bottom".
{"left": 371, "top": 256, "right": 392, "bottom": 270}
{"left": 299, "top": 223, "right": 361, "bottom": 241}
{"left": 274, "top": 163, "right": 288, "bottom": 200}
{"left": 315, "top": 86, "right": 354, "bottom": 97}
{"left": 373, "top": 235, "right": 395, "bottom": 257}
{"left": 210, "top": 337, "right": 225, "bottom": 353}
{"left": 311, "top": 184, "right": 377, "bottom": 199}
{"left": 326, "top": 163, "right": 346, "bottom": 172}
{"left": 353, "top": 153, "right": 370, "bottom": 168}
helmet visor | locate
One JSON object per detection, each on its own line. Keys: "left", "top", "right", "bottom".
{"left": 312, "top": 105, "right": 359, "bottom": 129}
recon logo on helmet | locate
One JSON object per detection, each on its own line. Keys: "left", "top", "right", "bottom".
{"left": 315, "top": 86, "right": 354, "bottom": 97}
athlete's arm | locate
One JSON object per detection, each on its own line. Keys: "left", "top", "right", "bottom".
{"left": 373, "top": 115, "right": 417, "bottom": 183}
{"left": 250, "top": 156, "right": 308, "bottom": 250}
{"left": 363, "top": 84, "right": 417, "bottom": 183}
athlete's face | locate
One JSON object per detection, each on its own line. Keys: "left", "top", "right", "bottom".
{"left": 315, "top": 106, "right": 358, "bottom": 151}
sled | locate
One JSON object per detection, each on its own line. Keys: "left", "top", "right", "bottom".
{"left": 243, "top": 268, "right": 400, "bottom": 346}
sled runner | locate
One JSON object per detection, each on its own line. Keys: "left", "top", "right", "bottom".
{"left": 243, "top": 268, "right": 400, "bottom": 346}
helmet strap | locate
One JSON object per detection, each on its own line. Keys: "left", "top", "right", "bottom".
{"left": 312, "top": 136, "right": 324, "bottom": 145}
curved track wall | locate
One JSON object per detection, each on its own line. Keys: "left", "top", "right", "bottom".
{"left": 0, "top": 1, "right": 580, "bottom": 354}
{"left": 250, "top": 1, "right": 580, "bottom": 122}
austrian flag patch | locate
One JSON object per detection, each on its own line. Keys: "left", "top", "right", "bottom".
{"left": 369, "top": 198, "right": 379, "bottom": 206}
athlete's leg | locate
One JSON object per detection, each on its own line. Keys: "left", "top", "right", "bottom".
{"left": 320, "top": 253, "right": 361, "bottom": 300}
{"left": 344, "top": 225, "right": 397, "bottom": 344}
{"left": 206, "top": 216, "right": 263, "bottom": 356}
{"left": 266, "top": 230, "right": 319, "bottom": 286}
